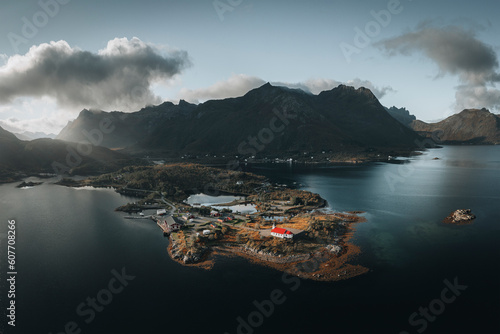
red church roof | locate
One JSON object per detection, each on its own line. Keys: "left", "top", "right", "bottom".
{"left": 271, "top": 227, "right": 293, "bottom": 235}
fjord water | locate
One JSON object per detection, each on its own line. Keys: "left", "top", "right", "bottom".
{"left": 0, "top": 146, "right": 499, "bottom": 334}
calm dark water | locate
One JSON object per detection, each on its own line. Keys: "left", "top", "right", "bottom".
{"left": 1, "top": 146, "right": 499, "bottom": 334}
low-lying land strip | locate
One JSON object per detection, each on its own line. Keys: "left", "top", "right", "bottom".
{"left": 58, "top": 163, "right": 369, "bottom": 281}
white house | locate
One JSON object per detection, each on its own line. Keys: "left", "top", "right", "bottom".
{"left": 157, "top": 209, "right": 167, "bottom": 216}
{"left": 182, "top": 214, "right": 195, "bottom": 221}
{"left": 271, "top": 227, "right": 294, "bottom": 239}
{"left": 203, "top": 230, "right": 211, "bottom": 235}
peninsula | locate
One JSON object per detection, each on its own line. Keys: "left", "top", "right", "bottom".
{"left": 64, "top": 163, "right": 368, "bottom": 281}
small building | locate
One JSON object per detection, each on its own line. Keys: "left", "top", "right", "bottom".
{"left": 203, "top": 230, "right": 211, "bottom": 235}
{"left": 271, "top": 227, "right": 294, "bottom": 239}
{"left": 217, "top": 218, "right": 225, "bottom": 223}
{"left": 168, "top": 222, "right": 182, "bottom": 232}
{"left": 157, "top": 209, "right": 167, "bottom": 216}
{"left": 165, "top": 216, "right": 182, "bottom": 232}
{"left": 210, "top": 211, "right": 221, "bottom": 217}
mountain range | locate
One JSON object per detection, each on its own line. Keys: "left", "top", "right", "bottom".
{"left": 2, "top": 84, "right": 499, "bottom": 179}
{"left": 57, "top": 83, "right": 421, "bottom": 157}
{"left": 410, "top": 108, "right": 500, "bottom": 144}
{"left": 0, "top": 125, "right": 132, "bottom": 180}
{"left": 0, "top": 121, "right": 57, "bottom": 140}
{"left": 14, "top": 131, "right": 57, "bottom": 141}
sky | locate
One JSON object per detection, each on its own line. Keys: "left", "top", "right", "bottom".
{"left": 0, "top": 0, "right": 499, "bottom": 134}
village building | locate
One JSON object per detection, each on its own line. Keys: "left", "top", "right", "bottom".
{"left": 271, "top": 227, "right": 294, "bottom": 239}
{"left": 157, "top": 209, "right": 167, "bottom": 216}
{"left": 165, "top": 216, "right": 182, "bottom": 233}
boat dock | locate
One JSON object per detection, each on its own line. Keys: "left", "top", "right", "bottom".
{"left": 123, "top": 215, "right": 153, "bottom": 220}
{"left": 123, "top": 213, "right": 172, "bottom": 234}
{"left": 157, "top": 220, "right": 170, "bottom": 234}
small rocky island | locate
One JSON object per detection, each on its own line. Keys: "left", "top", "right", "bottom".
{"left": 443, "top": 209, "right": 476, "bottom": 225}
{"left": 65, "top": 163, "right": 369, "bottom": 282}
{"left": 16, "top": 181, "right": 43, "bottom": 188}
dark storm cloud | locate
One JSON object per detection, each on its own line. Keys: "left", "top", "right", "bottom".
{"left": 376, "top": 25, "right": 500, "bottom": 111}
{"left": 0, "top": 37, "right": 191, "bottom": 111}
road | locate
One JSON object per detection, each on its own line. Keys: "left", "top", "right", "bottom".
{"left": 160, "top": 194, "right": 176, "bottom": 213}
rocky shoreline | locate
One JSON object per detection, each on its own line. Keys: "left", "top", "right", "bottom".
{"left": 163, "top": 212, "right": 368, "bottom": 282}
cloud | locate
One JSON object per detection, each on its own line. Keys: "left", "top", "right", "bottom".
{"left": 179, "top": 74, "right": 266, "bottom": 103}
{"left": 0, "top": 37, "right": 191, "bottom": 111}
{"left": 0, "top": 117, "right": 59, "bottom": 135}
{"left": 0, "top": 96, "right": 74, "bottom": 134}
{"left": 376, "top": 25, "right": 500, "bottom": 111}
{"left": 455, "top": 85, "right": 500, "bottom": 111}
{"left": 179, "top": 74, "right": 393, "bottom": 103}
{"left": 273, "top": 78, "right": 394, "bottom": 99}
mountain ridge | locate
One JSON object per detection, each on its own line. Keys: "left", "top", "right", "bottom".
{"left": 385, "top": 106, "right": 416, "bottom": 127}
{"left": 0, "top": 125, "right": 134, "bottom": 179}
{"left": 410, "top": 108, "right": 500, "bottom": 144}
{"left": 57, "top": 83, "right": 422, "bottom": 157}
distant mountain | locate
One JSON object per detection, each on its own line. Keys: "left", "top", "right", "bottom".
{"left": 58, "top": 83, "right": 422, "bottom": 157}
{"left": 0, "top": 125, "right": 133, "bottom": 178}
{"left": 14, "top": 131, "right": 57, "bottom": 140}
{"left": 410, "top": 108, "right": 500, "bottom": 144}
{"left": 0, "top": 121, "right": 57, "bottom": 140}
{"left": 0, "top": 124, "right": 20, "bottom": 141}
{"left": 385, "top": 106, "right": 416, "bottom": 127}
{"left": 13, "top": 132, "right": 32, "bottom": 140}
{"left": 0, "top": 126, "right": 23, "bottom": 173}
